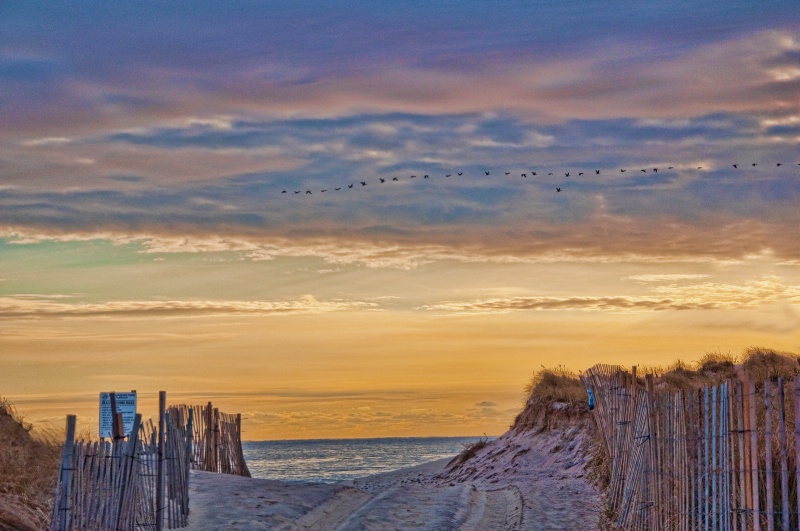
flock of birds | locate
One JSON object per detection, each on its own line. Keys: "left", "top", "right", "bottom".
{"left": 280, "top": 162, "right": 800, "bottom": 196}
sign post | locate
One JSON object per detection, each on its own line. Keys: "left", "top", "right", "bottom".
{"left": 99, "top": 391, "right": 137, "bottom": 439}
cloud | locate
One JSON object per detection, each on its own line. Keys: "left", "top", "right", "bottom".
{"left": 626, "top": 274, "right": 712, "bottom": 282}
{"left": 418, "top": 296, "right": 720, "bottom": 314}
{"left": 418, "top": 276, "right": 800, "bottom": 314}
{"left": 0, "top": 294, "right": 376, "bottom": 319}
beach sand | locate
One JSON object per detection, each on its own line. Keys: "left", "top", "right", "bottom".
{"left": 187, "top": 424, "right": 601, "bottom": 530}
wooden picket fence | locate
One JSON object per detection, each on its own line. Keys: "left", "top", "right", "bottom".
{"left": 583, "top": 364, "right": 800, "bottom": 530}
{"left": 169, "top": 403, "right": 250, "bottom": 477}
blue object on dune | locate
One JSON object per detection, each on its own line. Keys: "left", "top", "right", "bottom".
{"left": 587, "top": 388, "right": 595, "bottom": 411}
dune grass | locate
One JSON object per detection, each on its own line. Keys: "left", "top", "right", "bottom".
{"left": 0, "top": 398, "right": 61, "bottom": 531}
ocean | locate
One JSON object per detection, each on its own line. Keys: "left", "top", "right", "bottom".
{"left": 243, "top": 436, "right": 487, "bottom": 483}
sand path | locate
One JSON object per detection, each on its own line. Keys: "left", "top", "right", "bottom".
{"left": 187, "top": 427, "right": 601, "bottom": 530}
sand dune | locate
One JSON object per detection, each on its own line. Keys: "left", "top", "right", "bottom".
{"left": 187, "top": 419, "right": 601, "bottom": 530}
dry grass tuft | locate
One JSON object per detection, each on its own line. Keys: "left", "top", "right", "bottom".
{"left": 524, "top": 365, "right": 587, "bottom": 405}
{"left": 447, "top": 436, "right": 491, "bottom": 467}
{"left": 513, "top": 366, "right": 589, "bottom": 432}
{"left": 0, "top": 398, "right": 62, "bottom": 531}
{"left": 742, "top": 347, "right": 800, "bottom": 383}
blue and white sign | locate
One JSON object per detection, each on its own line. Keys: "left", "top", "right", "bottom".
{"left": 99, "top": 392, "right": 137, "bottom": 438}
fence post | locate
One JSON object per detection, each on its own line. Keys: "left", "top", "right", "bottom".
{"left": 115, "top": 413, "right": 142, "bottom": 530}
{"left": 187, "top": 407, "right": 194, "bottom": 476}
{"left": 56, "top": 415, "right": 77, "bottom": 531}
{"left": 157, "top": 391, "right": 166, "bottom": 531}
{"left": 748, "top": 375, "right": 761, "bottom": 531}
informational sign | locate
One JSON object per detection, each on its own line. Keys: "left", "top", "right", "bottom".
{"left": 99, "top": 392, "right": 137, "bottom": 438}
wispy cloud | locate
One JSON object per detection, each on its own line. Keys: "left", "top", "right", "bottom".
{"left": 0, "top": 294, "right": 375, "bottom": 319}
{"left": 418, "top": 277, "right": 800, "bottom": 314}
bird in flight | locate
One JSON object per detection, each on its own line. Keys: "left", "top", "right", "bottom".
{"left": 445, "top": 174, "right": 451, "bottom": 177}
{"left": 360, "top": 181, "right": 367, "bottom": 186}
{"left": 565, "top": 172, "right": 570, "bottom": 177}
{"left": 547, "top": 172, "right": 553, "bottom": 176}
{"left": 392, "top": 177, "right": 399, "bottom": 181}
{"left": 380, "top": 178, "right": 386, "bottom": 183}
{"left": 521, "top": 173, "right": 527, "bottom": 178}
{"left": 485, "top": 171, "right": 490, "bottom": 175}
{"left": 282, "top": 190, "right": 287, "bottom": 194}
{"left": 653, "top": 168, "right": 658, "bottom": 172}
{"left": 532, "top": 172, "right": 537, "bottom": 176}
{"left": 424, "top": 175, "right": 429, "bottom": 179}
{"left": 595, "top": 170, "right": 601, "bottom": 175}
{"left": 668, "top": 166, "right": 673, "bottom": 169}
{"left": 321, "top": 189, "right": 327, "bottom": 192}
{"left": 410, "top": 175, "right": 416, "bottom": 179}
{"left": 777, "top": 163, "right": 783, "bottom": 167}
{"left": 752, "top": 163, "right": 757, "bottom": 167}
{"left": 620, "top": 169, "right": 626, "bottom": 172}
{"left": 335, "top": 187, "right": 341, "bottom": 190}
{"left": 348, "top": 184, "right": 354, "bottom": 188}
{"left": 458, "top": 172, "right": 463, "bottom": 176}
{"left": 696, "top": 166, "right": 702, "bottom": 170}
{"left": 641, "top": 169, "right": 647, "bottom": 173}
{"left": 306, "top": 190, "right": 312, "bottom": 194}
{"left": 733, "top": 164, "right": 738, "bottom": 168}
{"left": 294, "top": 191, "right": 300, "bottom": 194}
{"left": 578, "top": 172, "right": 584, "bottom": 176}
{"left": 556, "top": 187, "right": 562, "bottom": 192}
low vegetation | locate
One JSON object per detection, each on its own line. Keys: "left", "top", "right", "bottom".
{"left": 0, "top": 398, "right": 61, "bottom": 531}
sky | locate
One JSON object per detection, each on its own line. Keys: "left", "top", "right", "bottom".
{"left": 1, "top": 1, "right": 800, "bottom": 440}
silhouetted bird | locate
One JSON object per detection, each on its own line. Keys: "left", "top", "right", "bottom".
{"left": 521, "top": 173, "right": 527, "bottom": 178}
{"left": 578, "top": 172, "right": 584, "bottom": 176}
{"left": 335, "top": 187, "right": 341, "bottom": 190}
{"left": 424, "top": 175, "right": 429, "bottom": 179}
{"left": 641, "top": 169, "right": 647, "bottom": 173}
{"left": 321, "top": 189, "right": 327, "bottom": 192}
{"left": 653, "top": 168, "right": 658, "bottom": 172}
{"left": 348, "top": 184, "right": 354, "bottom": 188}
{"left": 668, "top": 166, "right": 673, "bottom": 169}
{"left": 392, "top": 177, "right": 399, "bottom": 181}
{"left": 282, "top": 190, "right": 287, "bottom": 194}
{"left": 697, "top": 167, "right": 702, "bottom": 169}
{"left": 752, "top": 163, "right": 757, "bottom": 167}
{"left": 595, "top": 170, "right": 600, "bottom": 175}
{"left": 294, "top": 191, "right": 300, "bottom": 194}
{"left": 446, "top": 174, "right": 451, "bottom": 177}
{"left": 556, "top": 187, "right": 562, "bottom": 192}
{"left": 620, "top": 169, "right": 626, "bottom": 172}
{"left": 360, "top": 181, "right": 367, "bottom": 186}
{"left": 565, "top": 172, "right": 570, "bottom": 177}
{"left": 532, "top": 172, "right": 537, "bottom": 176}
{"left": 485, "top": 171, "right": 490, "bottom": 175}
{"left": 380, "top": 178, "right": 386, "bottom": 183}
{"left": 733, "top": 164, "right": 738, "bottom": 168}
{"left": 306, "top": 190, "right": 312, "bottom": 194}
{"left": 410, "top": 175, "right": 416, "bottom": 179}
{"left": 458, "top": 172, "right": 463, "bottom": 176}
{"left": 548, "top": 172, "right": 553, "bottom": 176}
{"left": 505, "top": 172, "right": 510, "bottom": 175}
{"left": 777, "top": 163, "right": 783, "bottom": 167}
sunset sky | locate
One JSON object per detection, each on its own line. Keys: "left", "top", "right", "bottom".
{"left": 2, "top": 2, "right": 799, "bottom": 440}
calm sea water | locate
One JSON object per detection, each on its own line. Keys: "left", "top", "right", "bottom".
{"left": 243, "top": 437, "right": 486, "bottom": 483}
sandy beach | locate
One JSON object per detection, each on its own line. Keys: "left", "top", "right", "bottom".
{"left": 187, "top": 423, "right": 601, "bottom": 530}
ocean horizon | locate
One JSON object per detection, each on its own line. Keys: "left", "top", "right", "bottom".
{"left": 242, "top": 436, "right": 488, "bottom": 483}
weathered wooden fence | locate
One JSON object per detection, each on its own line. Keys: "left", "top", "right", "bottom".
{"left": 583, "top": 364, "right": 800, "bottom": 530}
{"left": 51, "top": 395, "right": 197, "bottom": 530}
{"left": 169, "top": 403, "right": 250, "bottom": 477}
